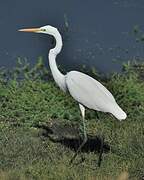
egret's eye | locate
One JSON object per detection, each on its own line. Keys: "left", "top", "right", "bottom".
{"left": 43, "top": 29, "right": 46, "bottom": 32}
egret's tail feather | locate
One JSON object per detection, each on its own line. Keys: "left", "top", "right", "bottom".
{"left": 111, "top": 105, "right": 127, "bottom": 120}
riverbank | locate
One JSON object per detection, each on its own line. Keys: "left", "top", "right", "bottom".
{"left": 0, "top": 60, "right": 144, "bottom": 179}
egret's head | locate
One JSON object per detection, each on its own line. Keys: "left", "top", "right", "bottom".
{"left": 18, "top": 25, "right": 57, "bottom": 35}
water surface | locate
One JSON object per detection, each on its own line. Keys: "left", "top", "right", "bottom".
{"left": 0, "top": 0, "right": 144, "bottom": 73}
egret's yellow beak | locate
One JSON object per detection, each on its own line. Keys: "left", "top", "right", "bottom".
{"left": 18, "top": 28, "right": 41, "bottom": 33}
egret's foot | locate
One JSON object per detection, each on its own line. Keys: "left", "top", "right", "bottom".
{"left": 69, "top": 137, "right": 87, "bottom": 165}
{"left": 98, "top": 136, "right": 104, "bottom": 167}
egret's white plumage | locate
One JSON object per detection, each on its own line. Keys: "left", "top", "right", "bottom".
{"left": 66, "top": 71, "right": 126, "bottom": 120}
{"left": 19, "top": 25, "right": 127, "bottom": 163}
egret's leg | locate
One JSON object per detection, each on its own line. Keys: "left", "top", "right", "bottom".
{"left": 98, "top": 135, "right": 104, "bottom": 167}
{"left": 70, "top": 104, "right": 87, "bottom": 164}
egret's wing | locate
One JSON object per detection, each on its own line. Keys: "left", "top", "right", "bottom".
{"left": 66, "top": 71, "right": 126, "bottom": 120}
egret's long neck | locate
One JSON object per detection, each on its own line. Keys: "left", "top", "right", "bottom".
{"left": 48, "top": 28, "right": 67, "bottom": 92}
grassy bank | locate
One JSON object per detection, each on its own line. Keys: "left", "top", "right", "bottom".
{"left": 0, "top": 60, "right": 144, "bottom": 179}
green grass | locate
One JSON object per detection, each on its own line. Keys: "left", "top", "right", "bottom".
{"left": 0, "top": 60, "right": 144, "bottom": 179}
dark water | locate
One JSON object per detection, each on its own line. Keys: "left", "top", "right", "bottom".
{"left": 0, "top": 0, "right": 144, "bottom": 73}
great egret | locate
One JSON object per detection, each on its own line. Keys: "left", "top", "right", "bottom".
{"left": 19, "top": 25, "right": 127, "bottom": 163}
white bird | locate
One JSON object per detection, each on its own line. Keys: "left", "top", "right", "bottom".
{"left": 19, "top": 25, "right": 127, "bottom": 163}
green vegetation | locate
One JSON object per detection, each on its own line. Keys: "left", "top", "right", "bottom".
{"left": 132, "top": 25, "right": 144, "bottom": 43}
{"left": 0, "top": 59, "right": 144, "bottom": 180}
